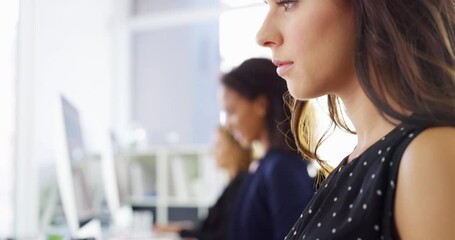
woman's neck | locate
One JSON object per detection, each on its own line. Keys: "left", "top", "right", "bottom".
{"left": 227, "top": 167, "right": 237, "bottom": 181}
{"left": 341, "top": 88, "right": 396, "bottom": 162}
{"left": 252, "top": 130, "right": 270, "bottom": 158}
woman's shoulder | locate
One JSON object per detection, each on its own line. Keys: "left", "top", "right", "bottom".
{"left": 397, "top": 126, "right": 455, "bottom": 185}
{"left": 401, "top": 126, "right": 455, "bottom": 165}
{"left": 394, "top": 126, "right": 455, "bottom": 239}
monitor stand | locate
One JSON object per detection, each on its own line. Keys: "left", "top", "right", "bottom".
{"left": 112, "top": 205, "right": 134, "bottom": 230}
{"left": 106, "top": 206, "right": 156, "bottom": 239}
{"left": 74, "top": 219, "right": 102, "bottom": 240}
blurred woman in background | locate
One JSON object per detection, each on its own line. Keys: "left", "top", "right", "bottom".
{"left": 221, "top": 58, "right": 315, "bottom": 240}
{"left": 154, "top": 125, "right": 252, "bottom": 240}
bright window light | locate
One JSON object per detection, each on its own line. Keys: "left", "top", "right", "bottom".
{"left": 219, "top": 4, "right": 270, "bottom": 72}
{"left": 221, "top": 0, "right": 263, "bottom": 8}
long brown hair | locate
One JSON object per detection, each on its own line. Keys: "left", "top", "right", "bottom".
{"left": 290, "top": 0, "right": 455, "bottom": 177}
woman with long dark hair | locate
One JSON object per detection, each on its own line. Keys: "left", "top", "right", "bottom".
{"left": 221, "top": 58, "right": 315, "bottom": 240}
{"left": 257, "top": 0, "right": 455, "bottom": 239}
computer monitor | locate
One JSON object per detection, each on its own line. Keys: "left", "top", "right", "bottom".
{"left": 100, "top": 131, "right": 134, "bottom": 230}
{"left": 55, "top": 95, "right": 103, "bottom": 239}
{"left": 100, "top": 132, "right": 177, "bottom": 239}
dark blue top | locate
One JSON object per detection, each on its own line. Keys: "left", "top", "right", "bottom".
{"left": 229, "top": 149, "right": 314, "bottom": 240}
{"left": 284, "top": 123, "right": 427, "bottom": 240}
{"left": 179, "top": 172, "right": 247, "bottom": 240}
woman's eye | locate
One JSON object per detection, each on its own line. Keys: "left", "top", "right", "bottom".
{"left": 277, "top": 0, "right": 297, "bottom": 11}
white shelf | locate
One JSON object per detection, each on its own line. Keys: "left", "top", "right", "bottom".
{"left": 123, "top": 145, "right": 220, "bottom": 224}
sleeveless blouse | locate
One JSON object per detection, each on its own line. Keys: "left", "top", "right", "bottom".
{"left": 285, "top": 123, "right": 427, "bottom": 240}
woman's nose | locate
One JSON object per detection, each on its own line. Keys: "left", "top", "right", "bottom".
{"left": 256, "top": 12, "right": 282, "bottom": 48}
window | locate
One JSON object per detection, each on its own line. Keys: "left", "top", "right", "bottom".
{"left": 219, "top": 2, "right": 269, "bottom": 71}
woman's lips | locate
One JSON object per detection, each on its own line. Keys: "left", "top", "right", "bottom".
{"left": 272, "top": 60, "right": 293, "bottom": 77}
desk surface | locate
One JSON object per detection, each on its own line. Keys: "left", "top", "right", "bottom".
{"left": 105, "top": 232, "right": 179, "bottom": 240}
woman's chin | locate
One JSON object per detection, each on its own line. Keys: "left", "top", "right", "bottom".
{"left": 288, "top": 90, "right": 310, "bottom": 101}
{"left": 288, "top": 87, "right": 322, "bottom": 101}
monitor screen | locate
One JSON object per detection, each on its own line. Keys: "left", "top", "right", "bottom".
{"left": 110, "top": 132, "right": 132, "bottom": 207}
{"left": 99, "top": 130, "right": 136, "bottom": 230}
{"left": 61, "top": 96, "right": 85, "bottom": 163}
{"left": 102, "top": 131, "right": 132, "bottom": 212}
{"left": 60, "top": 95, "right": 104, "bottom": 227}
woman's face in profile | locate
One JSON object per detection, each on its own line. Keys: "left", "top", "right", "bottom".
{"left": 221, "top": 87, "right": 265, "bottom": 147}
{"left": 256, "top": 0, "right": 356, "bottom": 100}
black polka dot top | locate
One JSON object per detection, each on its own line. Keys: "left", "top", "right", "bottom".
{"left": 285, "top": 123, "right": 427, "bottom": 240}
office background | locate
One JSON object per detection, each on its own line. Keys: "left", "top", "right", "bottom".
{"left": 0, "top": 0, "right": 356, "bottom": 238}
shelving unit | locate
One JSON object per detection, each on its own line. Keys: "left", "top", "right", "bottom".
{"left": 122, "top": 145, "right": 225, "bottom": 224}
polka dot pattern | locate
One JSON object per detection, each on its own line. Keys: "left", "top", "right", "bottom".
{"left": 284, "top": 123, "right": 427, "bottom": 240}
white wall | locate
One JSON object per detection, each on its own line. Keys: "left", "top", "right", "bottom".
{"left": 33, "top": 0, "right": 114, "bottom": 156}
{"left": 132, "top": 22, "right": 221, "bottom": 145}
{"left": 0, "top": 0, "right": 19, "bottom": 236}
{"left": 15, "top": 0, "right": 114, "bottom": 236}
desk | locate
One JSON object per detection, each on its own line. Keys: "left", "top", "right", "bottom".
{"left": 104, "top": 227, "right": 179, "bottom": 240}
{"left": 44, "top": 220, "right": 179, "bottom": 240}
{"left": 105, "top": 232, "right": 179, "bottom": 240}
